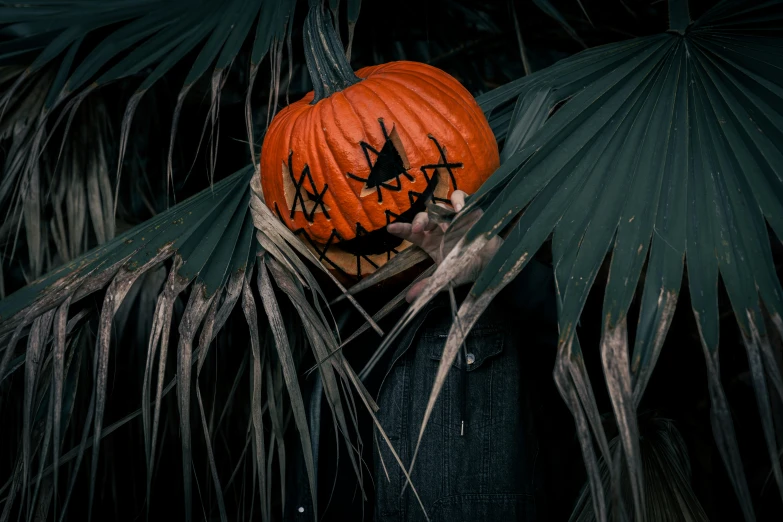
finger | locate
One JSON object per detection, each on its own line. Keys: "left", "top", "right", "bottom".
{"left": 423, "top": 215, "right": 439, "bottom": 232}
{"left": 388, "top": 222, "right": 428, "bottom": 250}
{"left": 450, "top": 190, "right": 468, "bottom": 212}
{"left": 386, "top": 222, "right": 412, "bottom": 239}
{"left": 411, "top": 212, "right": 430, "bottom": 234}
{"left": 405, "top": 278, "right": 430, "bottom": 303}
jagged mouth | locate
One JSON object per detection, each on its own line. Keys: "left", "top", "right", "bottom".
{"left": 337, "top": 173, "right": 440, "bottom": 257}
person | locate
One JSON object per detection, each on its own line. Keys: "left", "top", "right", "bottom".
{"left": 370, "top": 190, "right": 555, "bottom": 521}
{"left": 284, "top": 191, "right": 559, "bottom": 521}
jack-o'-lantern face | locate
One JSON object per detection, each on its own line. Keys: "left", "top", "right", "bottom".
{"left": 259, "top": 61, "right": 499, "bottom": 278}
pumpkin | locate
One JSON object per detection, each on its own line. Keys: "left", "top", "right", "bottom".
{"left": 260, "top": 3, "right": 499, "bottom": 277}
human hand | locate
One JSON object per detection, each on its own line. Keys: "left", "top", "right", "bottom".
{"left": 386, "top": 190, "right": 503, "bottom": 302}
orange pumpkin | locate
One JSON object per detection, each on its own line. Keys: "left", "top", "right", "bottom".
{"left": 260, "top": 4, "right": 499, "bottom": 277}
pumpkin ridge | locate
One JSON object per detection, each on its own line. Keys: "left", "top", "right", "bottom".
{"left": 404, "top": 67, "right": 497, "bottom": 158}
{"left": 374, "top": 72, "right": 477, "bottom": 138}
{"left": 290, "top": 103, "right": 324, "bottom": 235}
{"left": 345, "top": 79, "right": 430, "bottom": 164}
{"left": 369, "top": 76, "right": 484, "bottom": 207}
{"left": 411, "top": 70, "right": 495, "bottom": 175}
{"left": 368, "top": 75, "right": 480, "bottom": 182}
{"left": 345, "top": 81, "right": 432, "bottom": 216}
{"left": 352, "top": 64, "right": 384, "bottom": 84}
{"left": 303, "top": 102, "right": 344, "bottom": 241}
{"left": 265, "top": 104, "right": 300, "bottom": 230}
{"left": 360, "top": 60, "right": 428, "bottom": 78}
{"left": 342, "top": 82, "right": 412, "bottom": 220}
{"left": 344, "top": 80, "right": 445, "bottom": 208}
{"left": 279, "top": 105, "right": 302, "bottom": 232}
{"left": 321, "top": 93, "right": 376, "bottom": 232}
{"left": 375, "top": 72, "right": 488, "bottom": 170}
{"left": 378, "top": 63, "right": 492, "bottom": 147}
{"left": 380, "top": 74, "right": 491, "bottom": 197}
{"left": 328, "top": 88, "right": 407, "bottom": 220}
{"left": 356, "top": 62, "right": 398, "bottom": 77}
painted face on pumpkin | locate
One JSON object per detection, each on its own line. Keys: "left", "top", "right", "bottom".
{"left": 260, "top": 61, "right": 499, "bottom": 278}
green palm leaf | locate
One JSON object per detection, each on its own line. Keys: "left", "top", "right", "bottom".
{"left": 0, "top": 160, "right": 390, "bottom": 520}
{"left": 0, "top": 0, "right": 296, "bottom": 281}
{"left": 378, "top": 0, "right": 783, "bottom": 520}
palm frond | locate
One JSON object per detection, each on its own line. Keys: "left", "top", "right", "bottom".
{"left": 1, "top": 165, "right": 262, "bottom": 519}
{"left": 0, "top": 0, "right": 296, "bottom": 281}
{"left": 0, "top": 163, "right": 373, "bottom": 521}
{"left": 378, "top": 1, "right": 783, "bottom": 520}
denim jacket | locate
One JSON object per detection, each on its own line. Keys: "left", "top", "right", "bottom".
{"left": 373, "top": 287, "right": 543, "bottom": 521}
{"left": 284, "top": 258, "right": 557, "bottom": 521}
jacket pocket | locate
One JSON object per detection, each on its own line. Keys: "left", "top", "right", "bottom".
{"left": 425, "top": 325, "right": 504, "bottom": 371}
{"left": 421, "top": 324, "right": 506, "bottom": 431}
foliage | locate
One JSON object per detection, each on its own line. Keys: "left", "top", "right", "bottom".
{"left": 1, "top": 0, "right": 783, "bottom": 521}
{"left": 379, "top": 0, "right": 783, "bottom": 519}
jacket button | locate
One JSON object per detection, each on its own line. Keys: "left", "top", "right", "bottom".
{"left": 466, "top": 353, "right": 475, "bottom": 365}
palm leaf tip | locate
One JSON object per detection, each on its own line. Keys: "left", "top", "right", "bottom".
{"left": 570, "top": 414, "right": 708, "bottom": 522}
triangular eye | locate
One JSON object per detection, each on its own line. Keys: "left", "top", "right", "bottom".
{"left": 363, "top": 125, "right": 410, "bottom": 189}
{"left": 387, "top": 126, "right": 411, "bottom": 169}
{"left": 364, "top": 140, "right": 406, "bottom": 188}
{"left": 346, "top": 120, "right": 417, "bottom": 201}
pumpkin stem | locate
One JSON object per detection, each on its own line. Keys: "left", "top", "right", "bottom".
{"left": 304, "top": 1, "right": 361, "bottom": 104}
